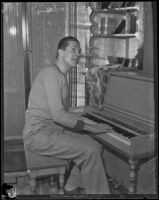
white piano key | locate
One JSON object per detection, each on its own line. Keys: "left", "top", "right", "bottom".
{"left": 106, "top": 132, "right": 131, "bottom": 145}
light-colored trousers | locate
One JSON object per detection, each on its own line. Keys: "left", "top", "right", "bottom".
{"left": 24, "top": 127, "right": 110, "bottom": 194}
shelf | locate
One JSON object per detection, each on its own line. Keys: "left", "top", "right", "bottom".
{"left": 93, "top": 34, "right": 136, "bottom": 39}
{"left": 89, "top": 3, "right": 143, "bottom": 70}
{"left": 93, "top": 7, "right": 138, "bottom": 15}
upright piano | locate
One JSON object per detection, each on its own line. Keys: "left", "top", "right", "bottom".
{"left": 83, "top": 70, "right": 156, "bottom": 194}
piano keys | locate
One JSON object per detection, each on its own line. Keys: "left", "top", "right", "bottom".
{"left": 83, "top": 109, "right": 155, "bottom": 158}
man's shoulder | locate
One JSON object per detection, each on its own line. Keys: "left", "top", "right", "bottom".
{"left": 38, "top": 66, "right": 66, "bottom": 85}
{"left": 40, "top": 66, "right": 60, "bottom": 77}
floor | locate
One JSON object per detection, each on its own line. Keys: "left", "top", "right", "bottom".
{"left": 4, "top": 172, "right": 122, "bottom": 195}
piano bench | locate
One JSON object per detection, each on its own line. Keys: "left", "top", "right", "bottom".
{"left": 24, "top": 147, "right": 69, "bottom": 194}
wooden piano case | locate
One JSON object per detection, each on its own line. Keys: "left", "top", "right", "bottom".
{"left": 103, "top": 149, "right": 156, "bottom": 194}
{"left": 85, "top": 70, "right": 156, "bottom": 194}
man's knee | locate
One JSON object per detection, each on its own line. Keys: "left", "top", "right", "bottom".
{"left": 74, "top": 142, "right": 103, "bottom": 167}
{"left": 84, "top": 142, "right": 103, "bottom": 156}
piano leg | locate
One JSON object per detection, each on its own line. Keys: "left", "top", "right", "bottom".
{"left": 128, "top": 159, "right": 138, "bottom": 194}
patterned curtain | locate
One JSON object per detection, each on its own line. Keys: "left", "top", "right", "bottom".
{"left": 68, "top": 2, "right": 92, "bottom": 107}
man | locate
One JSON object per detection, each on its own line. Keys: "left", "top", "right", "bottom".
{"left": 23, "top": 36, "right": 112, "bottom": 194}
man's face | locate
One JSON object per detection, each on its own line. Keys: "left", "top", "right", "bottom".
{"left": 61, "top": 41, "right": 81, "bottom": 69}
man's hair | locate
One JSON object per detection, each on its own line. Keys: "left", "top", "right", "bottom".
{"left": 56, "top": 36, "right": 80, "bottom": 58}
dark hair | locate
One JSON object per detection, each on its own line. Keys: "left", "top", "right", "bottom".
{"left": 56, "top": 36, "right": 80, "bottom": 58}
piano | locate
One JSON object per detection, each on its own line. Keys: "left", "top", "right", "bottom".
{"left": 82, "top": 70, "right": 156, "bottom": 194}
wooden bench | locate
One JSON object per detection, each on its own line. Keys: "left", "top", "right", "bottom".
{"left": 24, "top": 145, "right": 69, "bottom": 194}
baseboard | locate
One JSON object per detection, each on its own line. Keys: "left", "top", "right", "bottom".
{"left": 4, "top": 137, "right": 27, "bottom": 172}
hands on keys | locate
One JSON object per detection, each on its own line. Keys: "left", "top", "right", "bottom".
{"left": 82, "top": 117, "right": 98, "bottom": 125}
{"left": 95, "top": 123, "right": 114, "bottom": 132}
{"left": 84, "top": 122, "right": 114, "bottom": 134}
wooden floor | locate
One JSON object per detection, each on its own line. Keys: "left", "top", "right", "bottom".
{"left": 4, "top": 172, "right": 122, "bottom": 195}
{"left": 4, "top": 173, "right": 64, "bottom": 195}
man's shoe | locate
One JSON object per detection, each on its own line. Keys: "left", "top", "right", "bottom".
{"left": 64, "top": 187, "right": 85, "bottom": 195}
{"left": 64, "top": 188, "right": 79, "bottom": 194}
{"left": 77, "top": 187, "right": 85, "bottom": 194}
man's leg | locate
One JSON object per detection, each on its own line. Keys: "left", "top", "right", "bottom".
{"left": 60, "top": 131, "right": 110, "bottom": 194}
{"left": 66, "top": 147, "right": 110, "bottom": 194}
{"left": 79, "top": 142, "right": 110, "bottom": 194}
{"left": 28, "top": 130, "right": 110, "bottom": 194}
{"left": 65, "top": 164, "right": 82, "bottom": 191}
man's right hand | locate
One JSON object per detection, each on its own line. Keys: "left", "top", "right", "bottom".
{"left": 84, "top": 123, "right": 114, "bottom": 134}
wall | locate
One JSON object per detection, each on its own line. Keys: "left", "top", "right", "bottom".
{"left": 143, "top": 2, "right": 154, "bottom": 74}
{"left": 3, "top": 2, "right": 67, "bottom": 139}
{"left": 3, "top": 2, "right": 69, "bottom": 173}
{"left": 3, "top": 3, "right": 26, "bottom": 139}
{"left": 28, "top": 2, "right": 67, "bottom": 84}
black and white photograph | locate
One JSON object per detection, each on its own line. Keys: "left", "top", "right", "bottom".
{"left": 1, "top": 2, "right": 158, "bottom": 199}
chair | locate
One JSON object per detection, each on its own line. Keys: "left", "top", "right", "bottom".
{"left": 24, "top": 145, "right": 69, "bottom": 194}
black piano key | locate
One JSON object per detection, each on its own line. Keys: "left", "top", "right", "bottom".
{"left": 110, "top": 125, "right": 135, "bottom": 138}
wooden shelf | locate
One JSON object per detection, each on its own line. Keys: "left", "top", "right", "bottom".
{"left": 92, "top": 7, "right": 138, "bottom": 15}
{"left": 89, "top": 3, "right": 143, "bottom": 69}
{"left": 93, "top": 34, "right": 136, "bottom": 39}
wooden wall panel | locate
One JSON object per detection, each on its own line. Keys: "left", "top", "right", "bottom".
{"left": 27, "top": 2, "right": 66, "bottom": 83}
{"left": 3, "top": 3, "right": 26, "bottom": 138}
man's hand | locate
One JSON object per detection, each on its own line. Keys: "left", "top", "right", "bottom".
{"left": 95, "top": 123, "right": 113, "bottom": 132}
{"left": 80, "top": 117, "right": 98, "bottom": 125}
{"left": 84, "top": 123, "right": 114, "bottom": 134}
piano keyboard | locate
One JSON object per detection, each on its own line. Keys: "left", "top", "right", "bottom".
{"left": 83, "top": 112, "right": 154, "bottom": 156}
{"left": 84, "top": 112, "right": 139, "bottom": 137}
{"left": 92, "top": 111, "right": 147, "bottom": 134}
{"left": 106, "top": 132, "right": 130, "bottom": 146}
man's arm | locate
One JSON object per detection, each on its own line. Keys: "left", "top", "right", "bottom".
{"left": 43, "top": 69, "right": 85, "bottom": 129}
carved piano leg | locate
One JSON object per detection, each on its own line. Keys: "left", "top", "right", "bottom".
{"left": 128, "top": 159, "right": 138, "bottom": 194}
{"left": 59, "top": 173, "right": 64, "bottom": 194}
